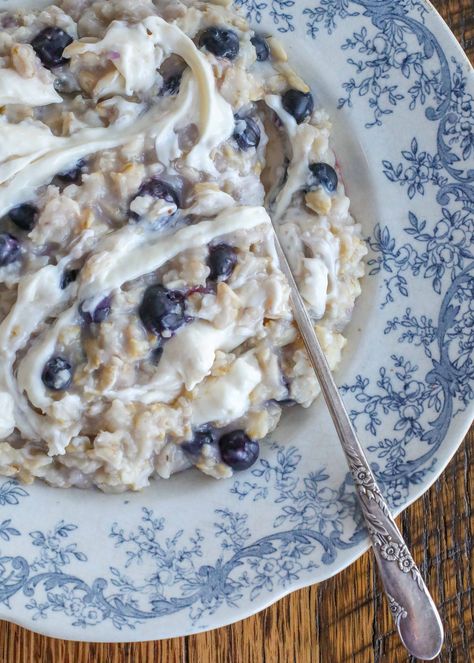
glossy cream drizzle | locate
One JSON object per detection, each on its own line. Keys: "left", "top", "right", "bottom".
{"left": 0, "top": 15, "right": 234, "bottom": 216}
{"left": 0, "top": 67, "right": 61, "bottom": 106}
{"left": 107, "top": 322, "right": 255, "bottom": 405}
{"left": 265, "top": 94, "right": 339, "bottom": 316}
{"left": 265, "top": 94, "right": 315, "bottom": 221}
{"left": 191, "top": 351, "right": 262, "bottom": 427}
{"left": 0, "top": 233, "right": 95, "bottom": 448}
{"left": 7, "top": 206, "right": 270, "bottom": 445}
{"left": 142, "top": 16, "right": 234, "bottom": 172}
{"left": 64, "top": 21, "right": 161, "bottom": 96}
{"left": 80, "top": 206, "right": 270, "bottom": 302}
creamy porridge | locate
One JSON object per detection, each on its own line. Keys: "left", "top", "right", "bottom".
{"left": 0, "top": 0, "right": 366, "bottom": 491}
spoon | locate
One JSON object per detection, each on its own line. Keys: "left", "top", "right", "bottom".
{"left": 272, "top": 232, "right": 444, "bottom": 660}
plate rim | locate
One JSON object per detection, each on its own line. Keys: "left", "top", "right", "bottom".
{"left": 0, "top": 0, "right": 472, "bottom": 642}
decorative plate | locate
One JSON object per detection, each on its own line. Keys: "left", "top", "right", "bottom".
{"left": 0, "top": 0, "right": 472, "bottom": 642}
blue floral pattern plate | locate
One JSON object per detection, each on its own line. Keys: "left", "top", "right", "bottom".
{"left": 0, "top": 0, "right": 472, "bottom": 641}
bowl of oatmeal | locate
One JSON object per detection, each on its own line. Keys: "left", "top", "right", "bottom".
{"left": 0, "top": 0, "right": 365, "bottom": 491}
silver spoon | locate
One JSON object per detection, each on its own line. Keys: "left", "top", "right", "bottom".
{"left": 272, "top": 232, "right": 444, "bottom": 660}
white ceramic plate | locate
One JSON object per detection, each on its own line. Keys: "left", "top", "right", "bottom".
{"left": 0, "top": 0, "right": 472, "bottom": 642}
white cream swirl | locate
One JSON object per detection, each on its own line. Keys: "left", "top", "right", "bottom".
{"left": 1, "top": 206, "right": 270, "bottom": 452}
{"left": 0, "top": 68, "right": 62, "bottom": 106}
{"left": 0, "top": 16, "right": 234, "bottom": 216}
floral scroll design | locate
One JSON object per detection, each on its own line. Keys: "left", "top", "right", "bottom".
{"left": 387, "top": 593, "right": 408, "bottom": 626}
{"left": 234, "top": 0, "right": 295, "bottom": 32}
{"left": 344, "top": 446, "right": 424, "bottom": 593}
{"left": 303, "top": 0, "right": 473, "bottom": 230}
{"left": 345, "top": 446, "right": 390, "bottom": 516}
{"left": 368, "top": 524, "right": 422, "bottom": 589}
{"left": 300, "top": 0, "right": 473, "bottom": 501}
{"left": 367, "top": 209, "right": 473, "bottom": 305}
{"left": 381, "top": 61, "right": 474, "bottom": 209}
{"left": 0, "top": 452, "right": 366, "bottom": 630}
{"left": 341, "top": 269, "right": 473, "bottom": 505}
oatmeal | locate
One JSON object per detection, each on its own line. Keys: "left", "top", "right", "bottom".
{"left": 0, "top": 0, "right": 366, "bottom": 491}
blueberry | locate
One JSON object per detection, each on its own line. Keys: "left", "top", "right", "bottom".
{"left": 60, "top": 268, "right": 79, "bottom": 289}
{"left": 161, "top": 73, "right": 182, "bottom": 96}
{"left": 139, "top": 285, "right": 186, "bottom": 336}
{"left": 182, "top": 424, "right": 217, "bottom": 457}
{"left": 282, "top": 89, "right": 314, "bottom": 124}
{"left": 57, "top": 160, "right": 86, "bottom": 184}
{"left": 42, "top": 356, "right": 73, "bottom": 391}
{"left": 138, "top": 178, "right": 179, "bottom": 205}
{"left": 308, "top": 162, "right": 338, "bottom": 194}
{"left": 251, "top": 34, "right": 270, "bottom": 61}
{"left": 131, "top": 178, "right": 180, "bottom": 219}
{"left": 79, "top": 296, "right": 111, "bottom": 324}
{"left": 151, "top": 345, "right": 164, "bottom": 366}
{"left": 219, "top": 430, "right": 259, "bottom": 471}
{"left": 8, "top": 204, "right": 38, "bottom": 231}
{"left": 233, "top": 116, "right": 261, "bottom": 150}
{"left": 199, "top": 27, "right": 240, "bottom": 60}
{"left": 208, "top": 244, "right": 237, "bottom": 283}
{"left": 0, "top": 233, "right": 21, "bottom": 266}
{"left": 31, "top": 27, "right": 73, "bottom": 69}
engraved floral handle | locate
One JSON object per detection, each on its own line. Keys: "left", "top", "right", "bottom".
{"left": 272, "top": 236, "right": 444, "bottom": 660}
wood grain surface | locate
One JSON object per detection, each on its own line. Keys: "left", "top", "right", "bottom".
{"left": 1, "top": 1, "right": 473, "bottom": 662}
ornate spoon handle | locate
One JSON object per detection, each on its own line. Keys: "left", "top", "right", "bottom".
{"left": 272, "top": 236, "right": 444, "bottom": 660}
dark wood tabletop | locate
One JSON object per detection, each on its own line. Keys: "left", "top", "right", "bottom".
{"left": 1, "top": 1, "right": 473, "bottom": 661}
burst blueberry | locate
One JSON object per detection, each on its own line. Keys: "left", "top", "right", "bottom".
{"left": 233, "top": 115, "right": 261, "bottom": 150}
{"left": 0, "top": 233, "right": 21, "bottom": 266}
{"left": 139, "top": 285, "right": 186, "bottom": 336}
{"left": 219, "top": 430, "right": 259, "bottom": 471}
{"left": 182, "top": 424, "right": 217, "bottom": 457}
{"left": 8, "top": 204, "right": 38, "bottom": 231}
{"left": 42, "top": 356, "right": 73, "bottom": 391}
{"left": 208, "top": 244, "right": 237, "bottom": 282}
{"left": 307, "top": 162, "right": 338, "bottom": 194}
{"left": 131, "top": 178, "right": 180, "bottom": 219}
{"left": 57, "top": 160, "right": 86, "bottom": 184}
{"left": 31, "top": 27, "right": 73, "bottom": 69}
{"left": 60, "top": 268, "right": 79, "bottom": 289}
{"left": 137, "top": 178, "right": 180, "bottom": 205}
{"left": 251, "top": 34, "right": 270, "bottom": 61}
{"left": 151, "top": 345, "right": 164, "bottom": 366}
{"left": 281, "top": 89, "right": 314, "bottom": 124}
{"left": 79, "top": 296, "right": 111, "bottom": 324}
{"left": 161, "top": 73, "right": 182, "bottom": 96}
{"left": 199, "top": 27, "right": 240, "bottom": 60}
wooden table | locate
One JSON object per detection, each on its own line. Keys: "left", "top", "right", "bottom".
{"left": 1, "top": 2, "right": 473, "bottom": 661}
